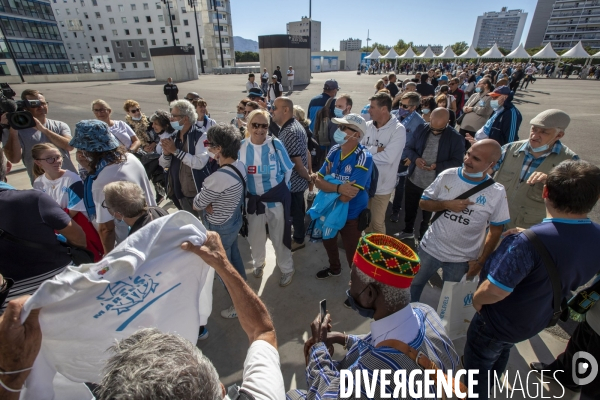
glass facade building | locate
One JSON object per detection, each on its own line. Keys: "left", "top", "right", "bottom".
{"left": 543, "top": 0, "right": 600, "bottom": 51}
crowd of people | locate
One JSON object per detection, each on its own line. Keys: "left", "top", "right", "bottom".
{"left": 1, "top": 64, "right": 599, "bottom": 400}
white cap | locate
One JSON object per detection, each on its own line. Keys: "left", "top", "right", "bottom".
{"left": 331, "top": 113, "right": 367, "bottom": 136}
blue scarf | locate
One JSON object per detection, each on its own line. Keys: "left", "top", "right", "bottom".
{"left": 0, "top": 181, "right": 15, "bottom": 191}
{"left": 83, "top": 158, "right": 110, "bottom": 219}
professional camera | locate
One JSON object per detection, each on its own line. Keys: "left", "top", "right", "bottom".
{"left": 0, "top": 83, "right": 38, "bottom": 130}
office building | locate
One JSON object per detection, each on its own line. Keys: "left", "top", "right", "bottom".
{"left": 51, "top": 0, "right": 235, "bottom": 75}
{"left": 287, "top": 17, "right": 320, "bottom": 51}
{"left": 538, "top": 0, "right": 600, "bottom": 51}
{"left": 414, "top": 45, "right": 443, "bottom": 55}
{"left": 340, "top": 38, "right": 362, "bottom": 51}
{"left": 471, "top": 8, "right": 528, "bottom": 50}
{"left": 525, "top": 0, "right": 556, "bottom": 49}
{"left": 0, "top": 0, "right": 71, "bottom": 75}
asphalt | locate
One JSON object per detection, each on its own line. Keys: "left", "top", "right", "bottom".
{"left": 5, "top": 72, "right": 599, "bottom": 398}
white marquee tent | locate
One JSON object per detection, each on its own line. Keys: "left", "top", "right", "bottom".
{"left": 416, "top": 46, "right": 436, "bottom": 58}
{"left": 593, "top": 50, "right": 600, "bottom": 58}
{"left": 560, "top": 41, "right": 591, "bottom": 58}
{"left": 505, "top": 43, "right": 531, "bottom": 59}
{"left": 364, "top": 48, "right": 382, "bottom": 59}
{"left": 480, "top": 44, "right": 504, "bottom": 58}
{"left": 396, "top": 47, "right": 417, "bottom": 59}
{"left": 435, "top": 46, "right": 457, "bottom": 59}
{"left": 380, "top": 48, "right": 399, "bottom": 59}
{"left": 457, "top": 46, "right": 480, "bottom": 59}
{"left": 532, "top": 43, "right": 560, "bottom": 59}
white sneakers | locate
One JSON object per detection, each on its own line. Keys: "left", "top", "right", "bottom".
{"left": 221, "top": 305, "right": 237, "bottom": 319}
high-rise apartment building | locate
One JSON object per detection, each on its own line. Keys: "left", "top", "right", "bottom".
{"left": 525, "top": 0, "right": 556, "bottom": 49}
{"left": 50, "top": 0, "right": 234, "bottom": 75}
{"left": 0, "top": 0, "right": 71, "bottom": 76}
{"left": 472, "top": 8, "right": 528, "bottom": 50}
{"left": 536, "top": 0, "right": 600, "bottom": 51}
{"left": 287, "top": 17, "right": 320, "bottom": 51}
{"left": 340, "top": 38, "right": 361, "bottom": 51}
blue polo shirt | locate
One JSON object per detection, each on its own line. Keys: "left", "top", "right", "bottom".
{"left": 318, "top": 144, "right": 372, "bottom": 220}
{"left": 480, "top": 218, "right": 600, "bottom": 343}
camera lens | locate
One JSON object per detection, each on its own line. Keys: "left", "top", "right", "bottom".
{"left": 9, "top": 111, "right": 34, "bottom": 130}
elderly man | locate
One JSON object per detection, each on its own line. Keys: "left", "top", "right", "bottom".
{"left": 271, "top": 97, "right": 312, "bottom": 251}
{"left": 396, "top": 108, "right": 464, "bottom": 241}
{"left": 361, "top": 92, "right": 406, "bottom": 234}
{"left": 390, "top": 92, "right": 426, "bottom": 223}
{"left": 327, "top": 93, "right": 353, "bottom": 145}
{"left": 465, "top": 160, "right": 600, "bottom": 400}
{"left": 410, "top": 139, "right": 510, "bottom": 302}
{"left": 311, "top": 114, "right": 373, "bottom": 280}
{"left": 288, "top": 234, "right": 459, "bottom": 398}
{"left": 159, "top": 100, "right": 218, "bottom": 217}
{"left": 471, "top": 86, "right": 521, "bottom": 146}
{"left": 0, "top": 232, "right": 286, "bottom": 398}
{"left": 494, "top": 109, "right": 578, "bottom": 230}
{"left": 2, "top": 89, "right": 76, "bottom": 184}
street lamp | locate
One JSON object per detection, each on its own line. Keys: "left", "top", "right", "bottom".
{"left": 160, "top": 0, "right": 177, "bottom": 47}
{"left": 187, "top": 0, "right": 205, "bottom": 73}
{"left": 212, "top": 0, "right": 225, "bottom": 68}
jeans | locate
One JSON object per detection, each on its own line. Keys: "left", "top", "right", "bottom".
{"left": 322, "top": 219, "right": 361, "bottom": 274}
{"left": 402, "top": 179, "right": 432, "bottom": 239}
{"left": 463, "top": 313, "right": 514, "bottom": 400}
{"left": 290, "top": 191, "right": 306, "bottom": 244}
{"left": 207, "top": 209, "right": 246, "bottom": 280}
{"left": 392, "top": 168, "right": 407, "bottom": 214}
{"left": 410, "top": 248, "right": 468, "bottom": 302}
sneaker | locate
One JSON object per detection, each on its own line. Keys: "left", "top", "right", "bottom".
{"left": 389, "top": 212, "right": 400, "bottom": 223}
{"left": 220, "top": 305, "right": 238, "bottom": 319}
{"left": 253, "top": 263, "right": 265, "bottom": 278}
{"left": 198, "top": 326, "right": 209, "bottom": 340}
{"left": 291, "top": 241, "right": 306, "bottom": 252}
{"left": 279, "top": 268, "right": 295, "bottom": 287}
{"left": 344, "top": 298, "right": 352, "bottom": 309}
{"left": 316, "top": 268, "right": 341, "bottom": 280}
{"left": 394, "top": 231, "right": 414, "bottom": 240}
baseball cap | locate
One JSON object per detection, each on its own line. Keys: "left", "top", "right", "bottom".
{"left": 530, "top": 109, "right": 570, "bottom": 130}
{"left": 331, "top": 113, "right": 367, "bottom": 135}
{"left": 248, "top": 88, "right": 264, "bottom": 99}
{"left": 438, "top": 75, "right": 449, "bottom": 81}
{"left": 324, "top": 79, "right": 340, "bottom": 90}
{"left": 489, "top": 86, "right": 511, "bottom": 97}
{"left": 69, "top": 120, "right": 119, "bottom": 152}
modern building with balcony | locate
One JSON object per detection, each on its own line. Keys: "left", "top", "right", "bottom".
{"left": 471, "top": 8, "right": 527, "bottom": 51}
{"left": 536, "top": 0, "right": 600, "bottom": 51}
{"left": 50, "top": 0, "right": 234, "bottom": 76}
{"left": 0, "top": 0, "right": 71, "bottom": 76}
{"left": 287, "top": 17, "right": 320, "bottom": 52}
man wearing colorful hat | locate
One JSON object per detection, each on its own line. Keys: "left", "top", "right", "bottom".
{"left": 288, "top": 234, "right": 459, "bottom": 398}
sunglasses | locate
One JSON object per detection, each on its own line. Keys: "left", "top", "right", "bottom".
{"left": 129, "top": 108, "right": 140, "bottom": 113}
{"left": 93, "top": 108, "right": 108, "bottom": 113}
{"left": 339, "top": 125, "right": 358, "bottom": 133}
{"left": 251, "top": 122, "right": 269, "bottom": 130}
{"left": 400, "top": 104, "right": 412, "bottom": 109}
{"left": 36, "top": 155, "right": 62, "bottom": 164}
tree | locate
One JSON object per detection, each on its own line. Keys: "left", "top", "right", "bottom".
{"left": 235, "top": 51, "right": 259, "bottom": 62}
{"left": 393, "top": 39, "right": 412, "bottom": 55}
{"left": 451, "top": 41, "right": 468, "bottom": 56}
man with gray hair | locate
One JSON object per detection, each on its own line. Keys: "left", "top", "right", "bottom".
{"left": 159, "top": 100, "right": 218, "bottom": 218}
{"left": 493, "top": 109, "right": 579, "bottom": 229}
{"left": 288, "top": 233, "right": 458, "bottom": 398}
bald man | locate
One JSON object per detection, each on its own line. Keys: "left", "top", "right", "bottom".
{"left": 396, "top": 108, "right": 465, "bottom": 242}
{"left": 410, "top": 138, "right": 510, "bottom": 302}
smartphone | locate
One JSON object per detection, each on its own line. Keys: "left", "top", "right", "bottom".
{"left": 319, "top": 299, "right": 327, "bottom": 327}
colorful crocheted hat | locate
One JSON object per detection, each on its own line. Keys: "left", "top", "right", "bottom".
{"left": 353, "top": 234, "right": 420, "bottom": 289}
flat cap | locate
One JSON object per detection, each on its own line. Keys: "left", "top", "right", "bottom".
{"left": 530, "top": 109, "right": 570, "bottom": 130}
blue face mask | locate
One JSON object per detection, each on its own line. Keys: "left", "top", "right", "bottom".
{"left": 475, "top": 87, "right": 482, "bottom": 93}
{"left": 397, "top": 108, "right": 409, "bottom": 118}
{"left": 236, "top": 113, "right": 245, "bottom": 119}
{"left": 490, "top": 100, "right": 500, "bottom": 110}
{"left": 421, "top": 108, "right": 430, "bottom": 115}
{"left": 333, "top": 129, "right": 348, "bottom": 145}
{"left": 345, "top": 289, "right": 375, "bottom": 319}
{"left": 530, "top": 143, "right": 550, "bottom": 153}
{"left": 170, "top": 120, "right": 183, "bottom": 130}
{"left": 462, "top": 163, "right": 484, "bottom": 178}
{"left": 334, "top": 108, "right": 345, "bottom": 118}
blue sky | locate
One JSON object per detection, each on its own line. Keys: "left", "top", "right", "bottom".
{"left": 230, "top": 0, "right": 539, "bottom": 50}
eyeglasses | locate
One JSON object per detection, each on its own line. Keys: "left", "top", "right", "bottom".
{"left": 129, "top": 108, "right": 140, "bottom": 113}
{"left": 171, "top": 114, "right": 184, "bottom": 119}
{"left": 185, "top": 98, "right": 194, "bottom": 102}
{"left": 101, "top": 200, "right": 111, "bottom": 210}
{"left": 339, "top": 125, "right": 358, "bottom": 133}
{"left": 35, "top": 155, "right": 62, "bottom": 164}
{"left": 93, "top": 108, "right": 109, "bottom": 113}
{"left": 251, "top": 122, "right": 269, "bottom": 130}
{"left": 237, "top": 107, "right": 245, "bottom": 111}
{"left": 400, "top": 103, "right": 412, "bottom": 109}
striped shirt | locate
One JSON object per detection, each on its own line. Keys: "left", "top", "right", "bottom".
{"left": 193, "top": 160, "right": 247, "bottom": 225}
{"left": 238, "top": 136, "right": 294, "bottom": 208}
{"left": 277, "top": 118, "right": 309, "bottom": 193}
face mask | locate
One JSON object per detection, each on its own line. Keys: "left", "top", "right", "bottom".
{"left": 421, "top": 108, "right": 430, "bottom": 115}
{"left": 462, "top": 163, "right": 485, "bottom": 178}
{"left": 345, "top": 290, "right": 375, "bottom": 319}
{"left": 475, "top": 87, "right": 482, "bottom": 93}
{"left": 131, "top": 116, "right": 142, "bottom": 121}
{"left": 333, "top": 129, "right": 348, "bottom": 145}
{"left": 490, "top": 100, "right": 500, "bottom": 110}
{"left": 397, "top": 108, "right": 409, "bottom": 117}
{"left": 170, "top": 120, "right": 183, "bottom": 130}
{"left": 207, "top": 151, "right": 215, "bottom": 158}
{"left": 236, "top": 113, "right": 245, "bottom": 119}
{"left": 529, "top": 143, "right": 550, "bottom": 153}
{"left": 334, "top": 108, "right": 345, "bottom": 118}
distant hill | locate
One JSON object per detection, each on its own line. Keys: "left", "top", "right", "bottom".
{"left": 234, "top": 36, "right": 258, "bottom": 53}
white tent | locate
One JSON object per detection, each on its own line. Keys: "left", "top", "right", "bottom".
{"left": 560, "top": 41, "right": 591, "bottom": 58}
{"left": 505, "top": 43, "right": 531, "bottom": 59}
{"left": 532, "top": 42, "right": 560, "bottom": 59}
{"left": 480, "top": 43, "right": 504, "bottom": 58}
{"left": 593, "top": 50, "right": 600, "bottom": 58}
{"left": 396, "top": 47, "right": 417, "bottom": 59}
{"left": 364, "top": 48, "right": 382, "bottom": 59}
{"left": 435, "top": 46, "right": 457, "bottom": 59}
{"left": 457, "top": 46, "right": 480, "bottom": 59}
{"left": 380, "top": 48, "right": 399, "bottom": 59}
{"left": 417, "top": 46, "right": 436, "bottom": 58}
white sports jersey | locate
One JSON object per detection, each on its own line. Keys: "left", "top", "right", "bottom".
{"left": 420, "top": 167, "right": 510, "bottom": 262}
{"left": 20, "top": 211, "right": 215, "bottom": 400}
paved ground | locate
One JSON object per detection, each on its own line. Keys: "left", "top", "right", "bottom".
{"left": 6, "top": 73, "right": 599, "bottom": 398}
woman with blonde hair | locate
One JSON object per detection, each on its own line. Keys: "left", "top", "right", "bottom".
{"left": 374, "top": 79, "right": 386, "bottom": 93}
{"left": 32, "top": 143, "right": 104, "bottom": 261}
{"left": 92, "top": 99, "right": 141, "bottom": 152}
{"left": 123, "top": 99, "right": 153, "bottom": 151}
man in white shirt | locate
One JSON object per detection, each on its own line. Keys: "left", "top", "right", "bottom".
{"left": 260, "top": 68, "right": 269, "bottom": 95}
{"left": 286, "top": 66, "right": 295, "bottom": 92}
{"left": 360, "top": 92, "right": 406, "bottom": 234}
{"left": 246, "top": 73, "right": 260, "bottom": 93}
{"left": 411, "top": 139, "right": 510, "bottom": 302}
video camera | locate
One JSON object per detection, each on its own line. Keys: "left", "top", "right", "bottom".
{"left": 0, "top": 83, "right": 39, "bottom": 130}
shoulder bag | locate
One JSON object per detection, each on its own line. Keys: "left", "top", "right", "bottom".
{"left": 222, "top": 164, "right": 249, "bottom": 238}
{"left": 429, "top": 178, "right": 495, "bottom": 225}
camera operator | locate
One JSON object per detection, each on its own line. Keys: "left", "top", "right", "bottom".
{"left": 2, "top": 89, "right": 76, "bottom": 184}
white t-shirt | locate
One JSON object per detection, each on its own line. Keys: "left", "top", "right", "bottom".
{"left": 109, "top": 120, "right": 137, "bottom": 149}
{"left": 420, "top": 167, "right": 510, "bottom": 262}
{"left": 287, "top": 69, "right": 294, "bottom": 80}
{"left": 236, "top": 340, "right": 285, "bottom": 400}
{"left": 246, "top": 81, "right": 260, "bottom": 92}
{"left": 33, "top": 170, "right": 87, "bottom": 213}
{"left": 93, "top": 153, "right": 156, "bottom": 224}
